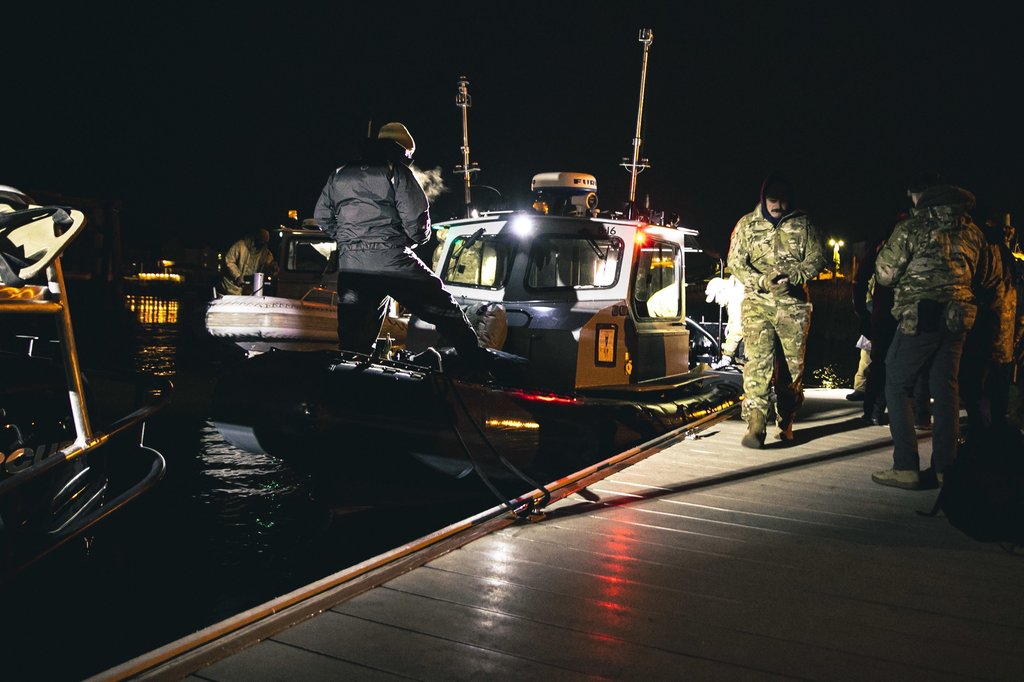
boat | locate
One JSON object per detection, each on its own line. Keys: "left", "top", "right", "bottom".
{"left": 211, "top": 41, "right": 740, "bottom": 506}
{"left": 203, "top": 227, "right": 407, "bottom": 356}
{"left": 1, "top": 187, "right": 169, "bottom": 581}
{"left": 210, "top": 173, "right": 742, "bottom": 505}
{"left": 205, "top": 285, "right": 341, "bottom": 355}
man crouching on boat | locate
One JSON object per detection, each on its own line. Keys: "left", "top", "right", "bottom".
{"left": 313, "top": 122, "right": 482, "bottom": 362}
{"left": 727, "top": 173, "right": 827, "bottom": 448}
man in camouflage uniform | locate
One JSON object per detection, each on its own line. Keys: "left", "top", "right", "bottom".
{"left": 872, "top": 182, "right": 998, "bottom": 489}
{"left": 728, "top": 174, "right": 827, "bottom": 448}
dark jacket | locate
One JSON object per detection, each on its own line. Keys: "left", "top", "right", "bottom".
{"left": 313, "top": 140, "right": 429, "bottom": 249}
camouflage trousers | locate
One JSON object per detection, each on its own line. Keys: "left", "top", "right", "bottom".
{"left": 740, "top": 298, "right": 812, "bottom": 423}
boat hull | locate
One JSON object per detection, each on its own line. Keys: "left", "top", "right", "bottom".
{"left": 210, "top": 350, "right": 741, "bottom": 503}
{"left": 0, "top": 352, "right": 168, "bottom": 579}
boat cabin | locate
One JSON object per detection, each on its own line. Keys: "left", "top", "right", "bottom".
{"left": 269, "top": 227, "right": 337, "bottom": 300}
{"left": 406, "top": 174, "right": 704, "bottom": 393}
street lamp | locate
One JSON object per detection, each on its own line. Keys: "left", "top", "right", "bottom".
{"left": 828, "top": 238, "right": 845, "bottom": 278}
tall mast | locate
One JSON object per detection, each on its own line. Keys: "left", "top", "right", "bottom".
{"left": 454, "top": 76, "right": 479, "bottom": 218}
{"left": 621, "top": 29, "right": 653, "bottom": 219}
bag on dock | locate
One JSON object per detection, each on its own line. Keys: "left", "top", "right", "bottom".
{"left": 933, "top": 426, "right": 1024, "bottom": 546}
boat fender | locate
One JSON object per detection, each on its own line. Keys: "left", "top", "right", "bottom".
{"left": 462, "top": 302, "right": 508, "bottom": 350}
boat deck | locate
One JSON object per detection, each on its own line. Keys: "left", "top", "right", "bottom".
{"left": 119, "top": 390, "right": 1024, "bottom": 681}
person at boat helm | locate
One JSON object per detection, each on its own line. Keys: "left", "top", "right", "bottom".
{"left": 727, "top": 173, "right": 828, "bottom": 448}
{"left": 218, "top": 228, "right": 279, "bottom": 295}
{"left": 313, "top": 122, "right": 482, "bottom": 361}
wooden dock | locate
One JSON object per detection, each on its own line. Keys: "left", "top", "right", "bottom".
{"left": 104, "top": 389, "right": 1024, "bottom": 681}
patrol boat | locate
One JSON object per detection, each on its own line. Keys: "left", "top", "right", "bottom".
{"left": 210, "top": 173, "right": 741, "bottom": 504}
{"left": 0, "top": 188, "right": 168, "bottom": 580}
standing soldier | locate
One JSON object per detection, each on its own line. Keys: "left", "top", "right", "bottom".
{"left": 728, "top": 173, "right": 828, "bottom": 448}
{"left": 872, "top": 181, "right": 998, "bottom": 489}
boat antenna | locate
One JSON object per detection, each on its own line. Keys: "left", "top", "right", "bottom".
{"left": 454, "top": 76, "right": 480, "bottom": 218}
{"left": 620, "top": 28, "right": 653, "bottom": 219}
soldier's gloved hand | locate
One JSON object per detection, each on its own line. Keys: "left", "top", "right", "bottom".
{"left": 767, "top": 271, "right": 791, "bottom": 296}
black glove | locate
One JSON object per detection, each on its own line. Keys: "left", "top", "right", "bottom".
{"left": 766, "top": 271, "right": 790, "bottom": 296}
{"left": 854, "top": 307, "right": 871, "bottom": 339}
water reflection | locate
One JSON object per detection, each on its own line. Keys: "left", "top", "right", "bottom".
{"left": 125, "top": 295, "right": 181, "bottom": 376}
{"left": 125, "top": 294, "right": 179, "bottom": 325}
{"left": 196, "top": 420, "right": 312, "bottom": 548}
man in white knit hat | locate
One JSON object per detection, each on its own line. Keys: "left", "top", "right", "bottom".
{"left": 313, "top": 122, "right": 481, "bottom": 359}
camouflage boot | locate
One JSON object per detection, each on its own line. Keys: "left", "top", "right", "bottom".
{"left": 741, "top": 412, "right": 767, "bottom": 449}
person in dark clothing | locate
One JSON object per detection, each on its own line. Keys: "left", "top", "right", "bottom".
{"left": 853, "top": 231, "right": 897, "bottom": 424}
{"left": 960, "top": 215, "right": 1016, "bottom": 436}
{"left": 313, "top": 122, "right": 480, "bottom": 358}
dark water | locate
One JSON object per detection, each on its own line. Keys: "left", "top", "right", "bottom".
{"left": 2, "top": 288, "right": 495, "bottom": 681}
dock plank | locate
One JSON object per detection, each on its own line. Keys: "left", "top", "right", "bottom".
{"left": 377, "top": 564, "right": 990, "bottom": 681}
{"left": 194, "top": 639, "right": 410, "bottom": 681}
{"left": 271, "top": 610, "right": 606, "bottom": 681}
{"left": 185, "top": 391, "right": 1024, "bottom": 681}
{"left": 419, "top": 535, "right": 1024, "bottom": 665}
{"left": 332, "top": 586, "right": 793, "bottom": 681}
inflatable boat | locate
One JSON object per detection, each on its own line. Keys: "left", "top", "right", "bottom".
{"left": 203, "top": 228, "right": 406, "bottom": 356}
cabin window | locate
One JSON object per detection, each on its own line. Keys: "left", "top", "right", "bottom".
{"left": 442, "top": 236, "right": 510, "bottom": 289}
{"left": 286, "top": 238, "right": 337, "bottom": 273}
{"left": 633, "top": 240, "right": 682, "bottom": 319}
{"left": 525, "top": 236, "right": 623, "bottom": 290}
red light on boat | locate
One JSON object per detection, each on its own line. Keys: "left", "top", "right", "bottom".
{"left": 635, "top": 230, "right": 648, "bottom": 246}
{"left": 506, "top": 389, "right": 577, "bottom": 404}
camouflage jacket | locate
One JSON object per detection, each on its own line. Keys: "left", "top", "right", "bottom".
{"left": 985, "top": 242, "right": 1018, "bottom": 363}
{"left": 874, "top": 185, "right": 997, "bottom": 335}
{"left": 727, "top": 206, "right": 827, "bottom": 304}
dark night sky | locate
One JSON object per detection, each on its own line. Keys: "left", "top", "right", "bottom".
{"left": 5, "top": 2, "right": 1023, "bottom": 258}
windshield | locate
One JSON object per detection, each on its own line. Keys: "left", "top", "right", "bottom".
{"left": 442, "top": 235, "right": 510, "bottom": 289}
{"left": 286, "top": 237, "right": 337, "bottom": 273}
{"left": 525, "top": 236, "right": 623, "bottom": 290}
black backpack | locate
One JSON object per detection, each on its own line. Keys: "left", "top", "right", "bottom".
{"left": 930, "top": 426, "right": 1024, "bottom": 548}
